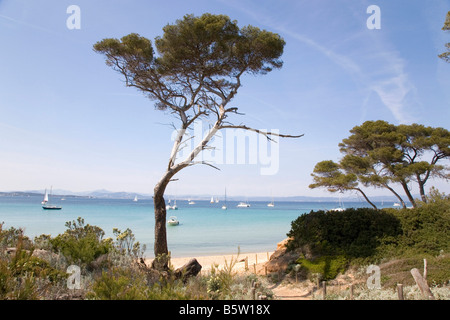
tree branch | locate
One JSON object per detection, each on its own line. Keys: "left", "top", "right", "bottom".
{"left": 218, "top": 124, "right": 304, "bottom": 141}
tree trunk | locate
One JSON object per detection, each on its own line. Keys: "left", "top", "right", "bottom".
{"left": 418, "top": 179, "right": 427, "bottom": 203}
{"left": 383, "top": 183, "right": 407, "bottom": 208}
{"left": 354, "top": 188, "right": 377, "bottom": 210}
{"left": 153, "top": 193, "right": 168, "bottom": 254}
{"left": 400, "top": 180, "right": 416, "bottom": 208}
{"left": 151, "top": 164, "right": 188, "bottom": 270}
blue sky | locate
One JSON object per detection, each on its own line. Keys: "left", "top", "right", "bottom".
{"left": 1, "top": 0, "right": 449, "bottom": 198}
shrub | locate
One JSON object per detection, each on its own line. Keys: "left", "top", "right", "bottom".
{"left": 296, "top": 255, "right": 348, "bottom": 281}
{"left": 287, "top": 208, "right": 402, "bottom": 258}
{"left": 88, "top": 267, "right": 149, "bottom": 300}
{"left": 50, "top": 217, "right": 112, "bottom": 266}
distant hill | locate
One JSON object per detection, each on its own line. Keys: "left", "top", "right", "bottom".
{"left": 1, "top": 189, "right": 414, "bottom": 202}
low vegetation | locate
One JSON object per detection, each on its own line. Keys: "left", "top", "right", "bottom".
{"left": 1, "top": 189, "right": 448, "bottom": 300}
{"left": 0, "top": 217, "right": 272, "bottom": 300}
{"left": 286, "top": 188, "right": 450, "bottom": 292}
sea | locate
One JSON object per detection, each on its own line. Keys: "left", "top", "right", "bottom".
{"left": 0, "top": 195, "right": 394, "bottom": 258}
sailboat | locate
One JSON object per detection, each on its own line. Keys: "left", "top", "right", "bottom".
{"left": 222, "top": 188, "right": 227, "bottom": 210}
{"left": 166, "top": 199, "right": 178, "bottom": 210}
{"left": 267, "top": 192, "right": 275, "bottom": 207}
{"left": 330, "top": 196, "right": 345, "bottom": 212}
{"left": 41, "top": 189, "right": 48, "bottom": 204}
{"left": 210, "top": 196, "right": 215, "bottom": 204}
{"left": 42, "top": 186, "right": 62, "bottom": 210}
{"left": 133, "top": 195, "right": 138, "bottom": 202}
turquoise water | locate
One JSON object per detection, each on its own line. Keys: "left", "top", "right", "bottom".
{"left": 0, "top": 196, "right": 389, "bottom": 258}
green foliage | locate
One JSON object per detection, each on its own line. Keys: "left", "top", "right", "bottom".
{"left": 50, "top": 217, "right": 111, "bottom": 266}
{"left": 296, "top": 255, "right": 348, "bottom": 281}
{"left": 88, "top": 267, "right": 149, "bottom": 300}
{"left": 383, "top": 188, "right": 450, "bottom": 256}
{"left": 439, "top": 11, "right": 450, "bottom": 63}
{"left": 287, "top": 190, "right": 450, "bottom": 283}
{"left": 112, "top": 228, "right": 146, "bottom": 258}
{"left": 287, "top": 208, "right": 402, "bottom": 258}
{"left": 0, "top": 223, "right": 33, "bottom": 249}
{"left": 337, "top": 120, "right": 450, "bottom": 206}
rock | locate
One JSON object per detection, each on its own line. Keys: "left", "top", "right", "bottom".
{"left": 31, "top": 249, "right": 59, "bottom": 262}
{"left": 174, "top": 258, "right": 202, "bottom": 281}
{"left": 264, "top": 238, "right": 301, "bottom": 274}
{"left": 276, "top": 237, "right": 293, "bottom": 250}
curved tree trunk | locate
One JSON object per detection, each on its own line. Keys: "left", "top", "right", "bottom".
{"left": 382, "top": 183, "right": 407, "bottom": 208}
{"left": 354, "top": 188, "right": 378, "bottom": 210}
{"left": 400, "top": 180, "right": 417, "bottom": 208}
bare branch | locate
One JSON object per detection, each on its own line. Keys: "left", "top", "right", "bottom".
{"left": 190, "top": 161, "right": 221, "bottom": 171}
{"left": 219, "top": 124, "right": 304, "bottom": 141}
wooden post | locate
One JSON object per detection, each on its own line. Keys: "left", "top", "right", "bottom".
{"left": 397, "top": 284, "right": 404, "bottom": 300}
{"left": 267, "top": 252, "right": 269, "bottom": 260}
{"left": 255, "top": 254, "right": 258, "bottom": 265}
{"left": 244, "top": 257, "right": 248, "bottom": 271}
{"left": 322, "top": 281, "right": 327, "bottom": 300}
{"left": 423, "top": 259, "right": 427, "bottom": 280}
{"left": 411, "top": 268, "right": 435, "bottom": 300}
{"left": 253, "top": 263, "right": 256, "bottom": 274}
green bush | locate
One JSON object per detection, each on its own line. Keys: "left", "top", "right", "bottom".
{"left": 385, "top": 190, "right": 450, "bottom": 256}
{"left": 88, "top": 267, "right": 149, "bottom": 300}
{"left": 50, "top": 217, "right": 112, "bottom": 266}
{"left": 287, "top": 208, "right": 402, "bottom": 258}
{"left": 296, "top": 255, "right": 348, "bottom": 281}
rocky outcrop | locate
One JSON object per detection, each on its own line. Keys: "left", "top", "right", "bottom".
{"left": 265, "top": 238, "right": 299, "bottom": 273}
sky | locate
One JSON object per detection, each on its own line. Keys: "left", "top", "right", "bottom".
{"left": 0, "top": 0, "right": 449, "bottom": 199}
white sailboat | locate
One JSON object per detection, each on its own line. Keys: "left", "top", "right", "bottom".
{"left": 222, "top": 188, "right": 227, "bottom": 210}
{"left": 133, "top": 195, "right": 138, "bottom": 202}
{"left": 41, "top": 189, "right": 48, "bottom": 204}
{"left": 237, "top": 200, "right": 250, "bottom": 208}
{"left": 210, "top": 196, "right": 215, "bottom": 204}
{"left": 42, "top": 186, "right": 62, "bottom": 210}
{"left": 330, "top": 196, "right": 345, "bottom": 212}
{"left": 166, "top": 199, "right": 178, "bottom": 210}
{"left": 267, "top": 194, "right": 275, "bottom": 207}
{"left": 167, "top": 216, "right": 179, "bottom": 226}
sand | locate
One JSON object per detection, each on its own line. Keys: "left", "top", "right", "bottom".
{"left": 145, "top": 251, "right": 274, "bottom": 274}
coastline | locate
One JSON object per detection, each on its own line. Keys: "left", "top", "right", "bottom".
{"left": 145, "top": 251, "right": 274, "bottom": 274}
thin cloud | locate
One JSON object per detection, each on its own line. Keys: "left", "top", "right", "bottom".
{"left": 221, "top": 0, "right": 418, "bottom": 124}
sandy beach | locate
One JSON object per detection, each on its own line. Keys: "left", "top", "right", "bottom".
{"left": 146, "top": 251, "right": 274, "bottom": 275}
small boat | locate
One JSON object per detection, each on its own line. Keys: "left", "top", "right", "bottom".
{"left": 133, "top": 195, "right": 138, "bottom": 202}
{"left": 167, "top": 216, "right": 179, "bottom": 226}
{"left": 330, "top": 196, "right": 344, "bottom": 212}
{"left": 222, "top": 188, "right": 227, "bottom": 210}
{"left": 42, "top": 204, "right": 62, "bottom": 210}
{"left": 41, "top": 189, "right": 48, "bottom": 204}
{"left": 188, "top": 200, "right": 196, "bottom": 205}
{"left": 210, "top": 196, "right": 215, "bottom": 204}
{"left": 166, "top": 199, "right": 178, "bottom": 210}
{"left": 393, "top": 202, "right": 401, "bottom": 207}
{"left": 42, "top": 186, "right": 62, "bottom": 210}
{"left": 237, "top": 201, "right": 250, "bottom": 208}
{"left": 267, "top": 191, "right": 275, "bottom": 207}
